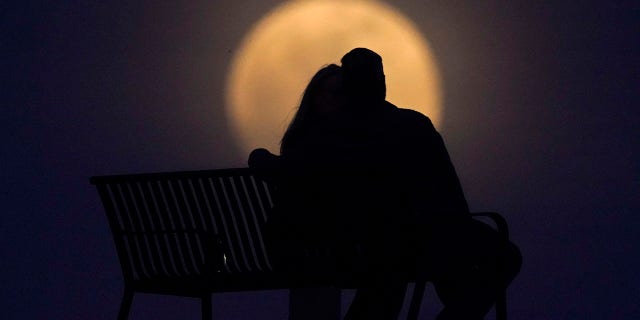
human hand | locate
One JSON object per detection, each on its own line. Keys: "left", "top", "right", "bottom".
{"left": 248, "top": 148, "right": 275, "bottom": 168}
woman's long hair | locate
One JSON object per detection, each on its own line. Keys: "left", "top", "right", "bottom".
{"left": 280, "top": 64, "right": 342, "bottom": 154}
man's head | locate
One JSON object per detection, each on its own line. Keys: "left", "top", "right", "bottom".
{"left": 340, "top": 48, "right": 386, "bottom": 102}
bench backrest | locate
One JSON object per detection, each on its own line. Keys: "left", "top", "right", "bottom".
{"left": 90, "top": 168, "right": 275, "bottom": 284}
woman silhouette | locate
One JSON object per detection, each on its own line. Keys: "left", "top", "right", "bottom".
{"left": 249, "top": 64, "right": 350, "bottom": 271}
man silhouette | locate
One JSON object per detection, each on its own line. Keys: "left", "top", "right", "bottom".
{"left": 338, "top": 48, "right": 521, "bottom": 320}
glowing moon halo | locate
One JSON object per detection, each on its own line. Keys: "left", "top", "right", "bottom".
{"left": 226, "top": 0, "right": 442, "bottom": 155}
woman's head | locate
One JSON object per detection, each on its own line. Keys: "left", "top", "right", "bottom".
{"left": 281, "top": 64, "right": 344, "bottom": 153}
{"left": 300, "top": 64, "right": 344, "bottom": 116}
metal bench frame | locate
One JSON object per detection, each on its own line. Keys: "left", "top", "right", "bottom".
{"left": 91, "top": 168, "right": 509, "bottom": 319}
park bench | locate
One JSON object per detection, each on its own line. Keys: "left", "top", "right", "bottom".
{"left": 90, "top": 167, "right": 510, "bottom": 320}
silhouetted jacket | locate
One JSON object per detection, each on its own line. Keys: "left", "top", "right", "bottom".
{"left": 249, "top": 100, "right": 469, "bottom": 272}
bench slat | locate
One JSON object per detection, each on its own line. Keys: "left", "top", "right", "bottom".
{"left": 230, "top": 176, "right": 264, "bottom": 272}
{"left": 214, "top": 177, "right": 242, "bottom": 271}
{"left": 122, "top": 182, "right": 160, "bottom": 279}
{"left": 120, "top": 182, "right": 166, "bottom": 279}
{"left": 155, "top": 180, "right": 192, "bottom": 277}
{"left": 96, "top": 184, "right": 136, "bottom": 282}
{"left": 137, "top": 181, "right": 174, "bottom": 277}
{"left": 201, "top": 176, "right": 237, "bottom": 273}
{"left": 240, "top": 175, "right": 272, "bottom": 271}
{"left": 112, "top": 183, "right": 150, "bottom": 280}
{"left": 215, "top": 176, "right": 254, "bottom": 272}
{"left": 145, "top": 180, "right": 184, "bottom": 277}
{"left": 169, "top": 179, "right": 201, "bottom": 276}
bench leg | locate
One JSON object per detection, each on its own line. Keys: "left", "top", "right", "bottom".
{"left": 117, "top": 289, "right": 134, "bottom": 320}
{"left": 201, "top": 293, "right": 212, "bottom": 320}
{"left": 407, "top": 281, "right": 426, "bottom": 320}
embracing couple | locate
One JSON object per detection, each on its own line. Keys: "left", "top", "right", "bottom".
{"left": 249, "top": 48, "right": 521, "bottom": 320}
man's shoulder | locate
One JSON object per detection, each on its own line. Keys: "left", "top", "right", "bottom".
{"left": 385, "top": 102, "right": 435, "bottom": 130}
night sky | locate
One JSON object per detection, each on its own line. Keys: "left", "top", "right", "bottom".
{"left": 2, "top": 1, "right": 638, "bottom": 319}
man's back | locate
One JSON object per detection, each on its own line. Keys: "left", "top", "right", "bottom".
{"left": 392, "top": 103, "right": 470, "bottom": 219}
{"left": 338, "top": 47, "right": 521, "bottom": 320}
{"left": 338, "top": 100, "right": 469, "bottom": 222}
{"left": 307, "top": 100, "right": 469, "bottom": 275}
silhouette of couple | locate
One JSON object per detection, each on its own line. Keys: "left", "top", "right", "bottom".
{"left": 249, "top": 48, "right": 521, "bottom": 320}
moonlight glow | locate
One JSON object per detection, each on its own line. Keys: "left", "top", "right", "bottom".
{"left": 226, "top": 0, "right": 442, "bottom": 155}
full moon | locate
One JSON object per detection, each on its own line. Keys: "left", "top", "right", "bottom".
{"left": 226, "top": 0, "right": 442, "bottom": 155}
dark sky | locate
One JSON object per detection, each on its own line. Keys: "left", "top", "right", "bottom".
{"left": 2, "top": 0, "right": 638, "bottom": 319}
